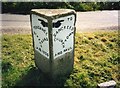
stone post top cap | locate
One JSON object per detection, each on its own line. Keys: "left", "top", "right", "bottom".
{"left": 31, "top": 9, "right": 76, "bottom": 16}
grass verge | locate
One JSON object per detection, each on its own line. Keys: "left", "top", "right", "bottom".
{"left": 2, "top": 31, "right": 119, "bottom": 88}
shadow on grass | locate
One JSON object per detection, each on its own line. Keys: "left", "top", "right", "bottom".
{"left": 14, "top": 67, "right": 70, "bottom": 88}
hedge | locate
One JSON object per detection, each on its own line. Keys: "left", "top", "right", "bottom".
{"left": 2, "top": 2, "right": 120, "bottom": 14}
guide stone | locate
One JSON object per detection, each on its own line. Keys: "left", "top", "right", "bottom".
{"left": 30, "top": 9, "right": 76, "bottom": 79}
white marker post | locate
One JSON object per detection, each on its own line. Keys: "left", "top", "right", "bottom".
{"left": 30, "top": 9, "right": 76, "bottom": 79}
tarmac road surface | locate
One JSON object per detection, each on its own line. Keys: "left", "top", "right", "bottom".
{"left": 0, "top": 10, "right": 118, "bottom": 34}
{"left": 76, "top": 10, "right": 118, "bottom": 32}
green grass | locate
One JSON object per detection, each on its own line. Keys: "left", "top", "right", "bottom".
{"left": 2, "top": 31, "right": 120, "bottom": 88}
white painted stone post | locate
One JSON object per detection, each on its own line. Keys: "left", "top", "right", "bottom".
{"left": 30, "top": 9, "right": 76, "bottom": 79}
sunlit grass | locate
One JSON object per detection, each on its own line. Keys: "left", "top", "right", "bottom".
{"left": 2, "top": 31, "right": 119, "bottom": 88}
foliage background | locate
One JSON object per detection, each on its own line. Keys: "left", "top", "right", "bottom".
{"left": 2, "top": 2, "right": 120, "bottom": 14}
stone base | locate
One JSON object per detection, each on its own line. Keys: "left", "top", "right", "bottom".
{"left": 34, "top": 50, "right": 74, "bottom": 80}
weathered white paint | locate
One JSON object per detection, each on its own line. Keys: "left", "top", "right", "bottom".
{"left": 31, "top": 14, "right": 49, "bottom": 58}
{"left": 52, "top": 15, "right": 75, "bottom": 59}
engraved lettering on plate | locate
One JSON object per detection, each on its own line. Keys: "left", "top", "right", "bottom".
{"left": 52, "top": 15, "right": 75, "bottom": 59}
{"left": 31, "top": 14, "right": 49, "bottom": 58}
